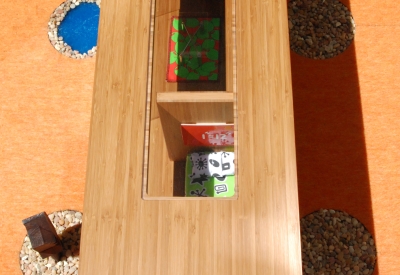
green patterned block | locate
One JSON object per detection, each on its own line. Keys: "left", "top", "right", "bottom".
{"left": 167, "top": 17, "right": 220, "bottom": 82}
{"left": 185, "top": 154, "right": 235, "bottom": 197}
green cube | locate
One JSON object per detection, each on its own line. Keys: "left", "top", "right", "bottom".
{"left": 185, "top": 154, "right": 235, "bottom": 197}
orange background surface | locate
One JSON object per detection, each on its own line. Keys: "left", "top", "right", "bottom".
{"left": 0, "top": 0, "right": 399, "bottom": 274}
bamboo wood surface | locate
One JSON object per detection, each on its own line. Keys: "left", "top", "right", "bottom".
{"left": 157, "top": 92, "right": 234, "bottom": 103}
{"left": 146, "top": 98, "right": 234, "bottom": 196}
{"left": 80, "top": 0, "right": 302, "bottom": 273}
{"left": 156, "top": 92, "right": 234, "bottom": 161}
{"left": 145, "top": 0, "right": 233, "bottom": 196}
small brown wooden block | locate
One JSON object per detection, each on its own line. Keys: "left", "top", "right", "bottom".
{"left": 22, "top": 212, "right": 63, "bottom": 254}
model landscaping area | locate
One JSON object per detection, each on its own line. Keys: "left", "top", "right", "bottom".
{"left": 0, "top": 0, "right": 399, "bottom": 274}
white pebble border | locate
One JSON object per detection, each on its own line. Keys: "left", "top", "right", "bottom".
{"left": 48, "top": 0, "right": 101, "bottom": 59}
{"left": 301, "top": 209, "right": 377, "bottom": 275}
{"left": 19, "top": 210, "right": 83, "bottom": 275}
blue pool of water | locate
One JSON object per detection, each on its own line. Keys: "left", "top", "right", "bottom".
{"left": 58, "top": 3, "right": 100, "bottom": 53}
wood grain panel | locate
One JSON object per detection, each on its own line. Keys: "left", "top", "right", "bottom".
{"left": 157, "top": 94, "right": 234, "bottom": 161}
{"left": 147, "top": 118, "right": 174, "bottom": 196}
{"left": 146, "top": 0, "right": 234, "bottom": 194}
{"left": 157, "top": 91, "right": 233, "bottom": 102}
{"left": 150, "top": 11, "right": 179, "bottom": 120}
{"left": 155, "top": 0, "right": 179, "bottom": 16}
{"left": 80, "top": 0, "right": 302, "bottom": 274}
{"left": 235, "top": 0, "right": 302, "bottom": 272}
{"left": 80, "top": 0, "right": 152, "bottom": 272}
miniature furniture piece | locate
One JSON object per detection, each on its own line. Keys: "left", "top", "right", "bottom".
{"left": 185, "top": 151, "right": 236, "bottom": 197}
{"left": 166, "top": 17, "right": 221, "bottom": 82}
{"left": 80, "top": 0, "right": 302, "bottom": 273}
{"left": 22, "top": 212, "right": 63, "bottom": 258}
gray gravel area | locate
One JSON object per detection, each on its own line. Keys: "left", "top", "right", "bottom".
{"left": 301, "top": 209, "right": 377, "bottom": 275}
{"left": 288, "top": 0, "right": 356, "bottom": 59}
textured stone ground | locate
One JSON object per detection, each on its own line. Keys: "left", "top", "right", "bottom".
{"left": 301, "top": 209, "right": 377, "bottom": 275}
{"left": 19, "top": 211, "right": 83, "bottom": 275}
